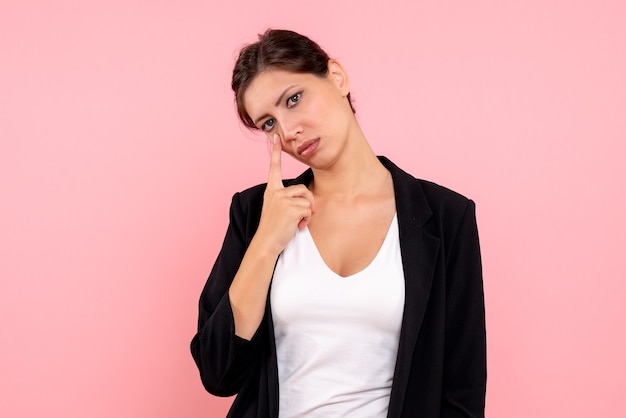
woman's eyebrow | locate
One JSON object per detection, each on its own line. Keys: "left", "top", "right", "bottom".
{"left": 253, "top": 85, "right": 297, "bottom": 125}
{"left": 274, "top": 85, "right": 297, "bottom": 106}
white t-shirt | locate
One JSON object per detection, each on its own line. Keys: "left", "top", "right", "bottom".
{"left": 271, "top": 214, "right": 405, "bottom": 417}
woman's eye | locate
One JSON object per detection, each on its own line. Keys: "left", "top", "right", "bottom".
{"left": 261, "top": 118, "right": 275, "bottom": 132}
{"left": 287, "top": 92, "right": 301, "bottom": 107}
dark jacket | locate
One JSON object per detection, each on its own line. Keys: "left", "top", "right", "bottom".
{"left": 191, "top": 156, "right": 486, "bottom": 417}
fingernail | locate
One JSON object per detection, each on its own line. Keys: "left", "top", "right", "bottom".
{"left": 273, "top": 134, "right": 278, "bottom": 144}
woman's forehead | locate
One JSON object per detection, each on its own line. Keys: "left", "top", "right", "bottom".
{"left": 248, "top": 69, "right": 313, "bottom": 92}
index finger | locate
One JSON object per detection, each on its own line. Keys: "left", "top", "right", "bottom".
{"left": 267, "top": 134, "right": 284, "bottom": 189}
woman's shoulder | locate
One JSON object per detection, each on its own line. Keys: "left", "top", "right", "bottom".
{"left": 235, "top": 182, "right": 266, "bottom": 201}
{"left": 417, "top": 178, "right": 472, "bottom": 208}
{"left": 380, "top": 156, "right": 472, "bottom": 208}
{"left": 409, "top": 179, "right": 474, "bottom": 232}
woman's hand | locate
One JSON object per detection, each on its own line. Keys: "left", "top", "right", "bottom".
{"left": 255, "top": 134, "right": 315, "bottom": 256}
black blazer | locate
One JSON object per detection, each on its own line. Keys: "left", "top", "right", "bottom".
{"left": 191, "top": 157, "right": 486, "bottom": 417}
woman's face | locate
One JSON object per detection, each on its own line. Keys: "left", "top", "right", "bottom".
{"left": 243, "top": 62, "right": 353, "bottom": 169}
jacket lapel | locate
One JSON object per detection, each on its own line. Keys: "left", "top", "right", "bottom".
{"left": 380, "top": 157, "right": 440, "bottom": 418}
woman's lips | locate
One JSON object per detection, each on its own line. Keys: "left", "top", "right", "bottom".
{"left": 297, "top": 138, "right": 320, "bottom": 157}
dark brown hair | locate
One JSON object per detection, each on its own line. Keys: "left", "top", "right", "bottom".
{"left": 231, "top": 29, "right": 355, "bottom": 129}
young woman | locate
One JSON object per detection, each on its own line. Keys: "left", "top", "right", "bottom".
{"left": 191, "top": 29, "right": 486, "bottom": 418}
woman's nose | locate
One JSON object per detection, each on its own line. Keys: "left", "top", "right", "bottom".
{"left": 280, "top": 116, "right": 303, "bottom": 142}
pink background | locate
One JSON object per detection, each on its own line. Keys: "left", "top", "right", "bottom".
{"left": 1, "top": 1, "right": 625, "bottom": 417}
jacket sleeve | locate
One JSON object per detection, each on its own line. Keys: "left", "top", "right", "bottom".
{"left": 442, "top": 199, "right": 487, "bottom": 417}
{"left": 190, "top": 191, "right": 266, "bottom": 396}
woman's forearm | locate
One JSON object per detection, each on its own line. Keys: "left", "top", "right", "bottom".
{"left": 228, "top": 236, "right": 280, "bottom": 340}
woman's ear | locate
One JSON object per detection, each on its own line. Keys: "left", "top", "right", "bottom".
{"left": 327, "top": 59, "right": 350, "bottom": 96}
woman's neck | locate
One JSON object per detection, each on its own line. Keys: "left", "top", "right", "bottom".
{"left": 309, "top": 133, "right": 389, "bottom": 200}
